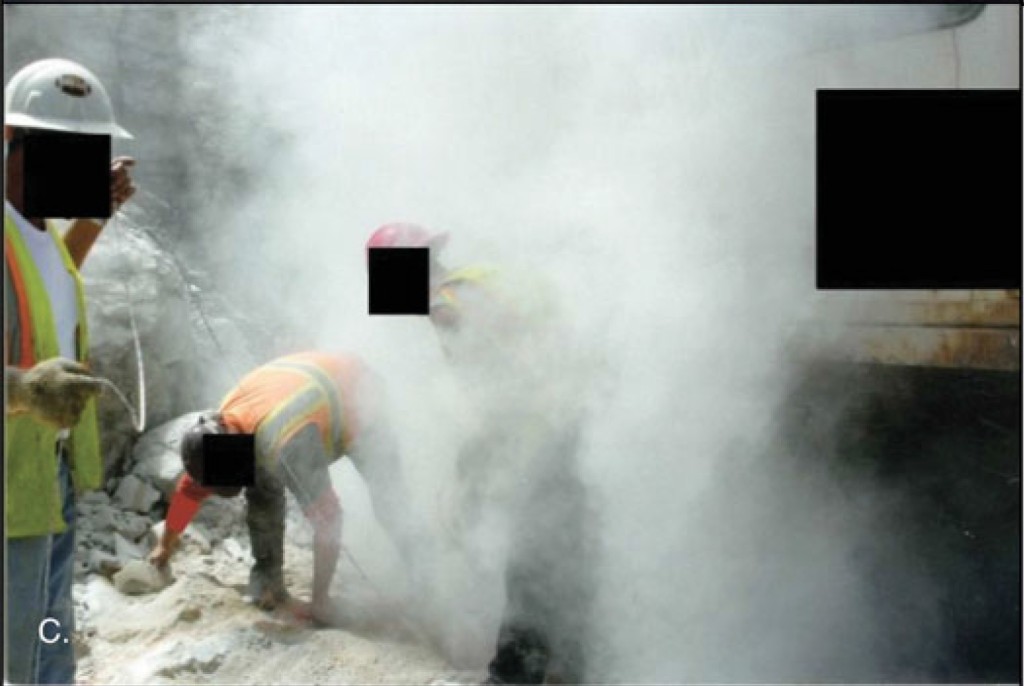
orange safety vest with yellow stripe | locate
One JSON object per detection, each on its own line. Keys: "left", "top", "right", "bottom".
{"left": 218, "top": 352, "right": 364, "bottom": 468}
{"left": 4, "top": 212, "right": 103, "bottom": 538}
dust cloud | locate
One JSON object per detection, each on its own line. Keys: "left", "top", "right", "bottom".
{"left": 173, "top": 6, "right": 954, "bottom": 682}
{"left": 8, "top": 4, "right": 1007, "bottom": 682}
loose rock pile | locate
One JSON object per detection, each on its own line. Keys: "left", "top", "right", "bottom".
{"left": 74, "top": 206, "right": 275, "bottom": 589}
{"left": 74, "top": 412, "right": 312, "bottom": 593}
{"left": 74, "top": 413, "right": 250, "bottom": 590}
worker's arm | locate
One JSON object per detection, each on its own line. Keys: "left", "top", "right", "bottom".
{"left": 307, "top": 489, "right": 342, "bottom": 609}
{"left": 62, "top": 157, "right": 136, "bottom": 268}
{"left": 149, "top": 472, "right": 211, "bottom": 568}
{"left": 429, "top": 298, "right": 460, "bottom": 330}
{"left": 149, "top": 527, "right": 182, "bottom": 569}
{"left": 62, "top": 219, "right": 103, "bottom": 269}
{"left": 282, "top": 489, "right": 342, "bottom": 625}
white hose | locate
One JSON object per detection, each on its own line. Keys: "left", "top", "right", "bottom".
{"left": 123, "top": 278, "right": 147, "bottom": 433}
{"left": 104, "top": 212, "right": 147, "bottom": 434}
{"left": 97, "top": 376, "right": 143, "bottom": 433}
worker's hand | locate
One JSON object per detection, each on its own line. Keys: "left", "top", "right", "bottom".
{"left": 283, "top": 598, "right": 315, "bottom": 624}
{"left": 110, "top": 156, "right": 136, "bottom": 213}
{"left": 147, "top": 543, "right": 174, "bottom": 570}
{"left": 7, "top": 358, "right": 105, "bottom": 429}
{"left": 284, "top": 596, "right": 338, "bottom": 627}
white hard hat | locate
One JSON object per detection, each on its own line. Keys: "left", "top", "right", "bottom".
{"left": 4, "top": 58, "right": 132, "bottom": 139}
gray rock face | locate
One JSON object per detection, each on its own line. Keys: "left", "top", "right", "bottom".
{"left": 80, "top": 491, "right": 112, "bottom": 506}
{"left": 80, "top": 531, "right": 116, "bottom": 555}
{"left": 192, "top": 495, "right": 247, "bottom": 543}
{"left": 114, "top": 474, "right": 163, "bottom": 513}
{"left": 83, "top": 225, "right": 197, "bottom": 476}
{"left": 111, "top": 511, "right": 152, "bottom": 541}
{"left": 113, "top": 531, "right": 146, "bottom": 563}
{"left": 81, "top": 504, "right": 117, "bottom": 532}
{"left": 88, "top": 549, "right": 122, "bottom": 576}
{"left": 131, "top": 412, "right": 204, "bottom": 498}
{"left": 82, "top": 216, "right": 263, "bottom": 478}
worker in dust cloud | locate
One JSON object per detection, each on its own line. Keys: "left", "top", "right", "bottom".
{"left": 147, "top": 351, "right": 426, "bottom": 625}
{"left": 5, "top": 58, "right": 136, "bottom": 685}
{"left": 367, "top": 223, "right": 596, "bottom": 684}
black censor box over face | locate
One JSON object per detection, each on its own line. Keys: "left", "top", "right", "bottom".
{"left": 368, "top": 247, "right": 430, "bottom": 315}
{"left": 816, "top": 89, "right": 1021, "bottom": 290}
{"left": 200, "top": 434, "right": 255, "bottom": 488}
{"left": 22, "top": 130, "right": 112, "bottom": 219}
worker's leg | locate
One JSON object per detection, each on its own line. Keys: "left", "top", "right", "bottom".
{"left": 348, "top": 422, "right": 419, "bottom": 564}
{"left": 488, "top": 424, "right": 595, "bottom": 684}
{"left": 487, "top": 553, "right": 554, "bottom": 684}
{"left": 245, "top": 467, "right": 287, "bottom": 608}
{"left": 540, "top": 425, "right": 596, "bottom": 684}
{"left": 277, "top": 424, "right": 344, "bottom": 606}
{"left": 4, "top": 533, "right": 50, "bottom": 683}
{"left": 277, "top": 423, "right": 336, "bottom": 521}
{"left": 36, "top": 452, "right": 78, "bottom": 684}
{"left": 539, "top": 448, "right": 595, "bottom": 685}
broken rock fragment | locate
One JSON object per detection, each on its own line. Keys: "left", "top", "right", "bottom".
{"left": 112, "top": 559, "right": 173, "bottom": 595}
{"left": 114, "top": 474, "right": 162, "bottom": 513}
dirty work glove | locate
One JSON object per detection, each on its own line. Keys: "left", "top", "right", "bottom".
{"left": 6, "top": 358, "right": 105, "bottom": 429}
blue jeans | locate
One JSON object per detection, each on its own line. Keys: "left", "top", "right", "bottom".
{"left": 5, "top": 451, "right": 77, "bottom": 685}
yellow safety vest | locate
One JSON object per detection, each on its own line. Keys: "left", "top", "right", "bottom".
{"left": 430, "top": 263, "right": 558, "bottom": 333}
{"left": 4, "top": 212, "right": 103, "bottom": 538}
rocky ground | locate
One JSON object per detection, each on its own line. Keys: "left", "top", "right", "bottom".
{"left": 70, "top": 414, "right": 482, "bottom": 686}
{"left": 63, "top": 216, "right": 498, "bottom": 685}
{"left": 72, "top": 538, "right": 459, "bottom": 685}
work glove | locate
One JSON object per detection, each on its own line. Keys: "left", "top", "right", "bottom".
{"left": 7, "top": 357, "right": 105, "bottom": 429}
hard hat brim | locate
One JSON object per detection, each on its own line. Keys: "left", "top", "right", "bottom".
{"left": 4, "top": 112, "right": 133, "bottom": 139}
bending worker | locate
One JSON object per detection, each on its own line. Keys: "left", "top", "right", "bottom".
{"left": 148, "top": 351, "right": 422, "bottom": 624}
{"left": 367, "top": 224, "right": 595, "bottom": 685}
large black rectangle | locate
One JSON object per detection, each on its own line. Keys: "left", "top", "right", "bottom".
{"left": 200, "top": 434, "right": 255, "bottom": 488}
{"left": 816, "top": 89, "right": 1021, "bottom": 289}
{"left": 368, "top": 247, "right": 430, "bottom": 315}
{"left": 22, "top": 130, "right": 112, "bottom": 219}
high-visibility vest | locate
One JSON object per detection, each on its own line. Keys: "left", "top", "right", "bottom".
{"left": 430, "top": 264, "right": 505, "bottom": 316}
{"left": 4, "top": 212, "right": 102, "bottom": 538}
{"left": 430, "top": 263, "right": 560, "bottom": 347}
{"left": 219, "top": 352, "right": 365, "bottom": 468}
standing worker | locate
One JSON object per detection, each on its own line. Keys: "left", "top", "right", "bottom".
{"left": 4, "top": 58, "right": 136, "bottom": 685}
{"left": 367, "top": 223, "right": 596, "bottom": 685}
{"left": 148, "top": 351, "right": 425, "bottom": 625}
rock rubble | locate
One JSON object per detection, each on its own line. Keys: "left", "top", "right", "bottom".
{"left": 75, "top": 412, "right": 249, "bottom": 590}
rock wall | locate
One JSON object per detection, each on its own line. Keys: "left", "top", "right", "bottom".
{"left": 79, "top": 203, "right": 266, "bottom": 477}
